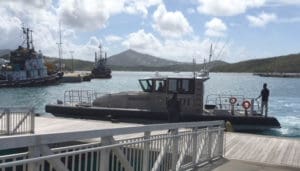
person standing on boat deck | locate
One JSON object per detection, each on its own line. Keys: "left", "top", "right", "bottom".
{"left": 256, "top": 83, "right": 270, "bottom": 117}
{"left": 167, "top": 93, "right": 181, "bottom": 122}
{"left": 157, "top": 82, "right": 164, "bottom": 92}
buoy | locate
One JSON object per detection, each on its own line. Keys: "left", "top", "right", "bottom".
{"left": 225, "top": 121, "right": 234, "bottom": 132}
{"left": 229, "top": 97, "right": 237, "bottom": 105}
{"left": 242, "top": 100, "right": 251, "bottom": 110}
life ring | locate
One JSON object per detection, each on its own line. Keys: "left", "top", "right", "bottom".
{"left": 242, "top": 100, "right": 251, "bottom": 109}
{"left": 229, "top": 97, "right": 237, "bottom": 105}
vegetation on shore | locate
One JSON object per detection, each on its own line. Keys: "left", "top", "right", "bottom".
{"left": 211, "top": 53, "right": 300, "bottom": 73}
{"left": 1, "top": 49, "right": 300, "bottom": 73}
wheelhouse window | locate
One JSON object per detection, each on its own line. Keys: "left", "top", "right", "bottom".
{"left": 139, "top": 79, "right": 154, "bottom": 92}
{"left": 155, "top": 80, "right": 166, "bottom": 92}
{"left": 167, "top": 79, "right": 195, "bottom": 94}
{"left": 168, "top": 79, "right": 177, "bottom": 92}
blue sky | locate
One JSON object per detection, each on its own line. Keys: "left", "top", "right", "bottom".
{"left": 0, "top": 0, "right": 300, "bottom": 63}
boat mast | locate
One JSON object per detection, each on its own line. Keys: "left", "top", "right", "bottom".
{"left": 209, "top": 44, "right": 212, "bottom": 64}
{"left": 57, "top": 22, "right": 63, "bottom": 72}
{"left": 70, "top": 51, "right": 74, "bottom": 72}
{"left": 22, "top": 27, "right": 32, "bottom": 49}
{"left": 94, "top": 52, "right": 97, "bottom": 66}
{"left": 30, "top": 29, "right": 34, "bottom": 50}
{"left": 99, "top": 44, "right": 102, "bottom": 60}
{"left": 193, "top": 58, "right": 196, "bottom": 78}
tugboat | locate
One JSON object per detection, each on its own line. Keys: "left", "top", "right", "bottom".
{"left": 91, "top": 44, "right": 112, "bottom": 79}
{"left": 0, "top": 27, "right": 63, "bottom": 88}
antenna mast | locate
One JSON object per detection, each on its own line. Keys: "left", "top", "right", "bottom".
{"left": 70, "top": 51, "right": 74, "bottom": 72}
{"left": 57, "top": 22, "right": 63, "bottom": 71}
{"left": 30, "top": 29, "right": 34, "bottom": 50}
{"left": 209, "top": 44, "right": 213, "bottom": 63}
{"left": 99, "top": 44, "right": 102, "bottom": 60}
{"left": 22, "top": 27, "right": 32, "bottom": 49}
{"left": 193, "top": 58, "right": 196, "bottom": 78}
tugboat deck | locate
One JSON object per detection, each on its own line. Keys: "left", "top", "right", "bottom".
{"left": 32, "top": 116, "right": 300, "bottom": 168}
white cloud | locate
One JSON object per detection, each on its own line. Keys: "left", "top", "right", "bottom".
{"left": 105, "top": 35, "right": 123, "bottom": 43}
{"left": 205, "top": 18, "right": 227, "bottom": 37}
{"left": 122, "top": 29, "right": 228, "bottom": 62}
{"left": 0, "top": 15, "right": 22, "bottom": 49}
{"left": 58, "top": 0, "right": 125, "bottom": 30}
{"left": 122, "top": 29, "right": 162, "bottom": 52}
{"left": 197, "top": 0, "right": 266, "bottom": 16}
{"left": 58, "top": 0, "right": 162, "bottom": 30}
{"left": 153, "top": 4, "right": 193, "bottom": 38}
{"left": 247, "top": 12, "right": 277, "bottom": 27}
{"left": 124, "top": 0, "right": 162, "bottom": 17}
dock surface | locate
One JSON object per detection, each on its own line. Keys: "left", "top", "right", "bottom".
{"left": 31, "top": 116, "right": 300, "bottom": 169}
{"left": 225, "top": 132, "right": 300, "bottom": 168}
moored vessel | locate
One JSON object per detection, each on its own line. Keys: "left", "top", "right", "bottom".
{"left": 0, "top": 27, "right": 63, "bottom": 88}
{"left": 91, "top": 44, "right": 112, "bottom": 79}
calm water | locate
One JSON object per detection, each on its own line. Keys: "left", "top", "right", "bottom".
{"left": 0, "top": 71, "right": 299, "bottom": 138}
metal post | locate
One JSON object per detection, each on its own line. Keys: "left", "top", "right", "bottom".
{"left": 231, "top": 104, "right": 234, "bottom": 115}
{"left": 100, "top": 137, "right": 110, "bottom": 171}
{"left": 218, "top": 126, "right": 224, "bottom": 157}
{"left": 143, "top": 131, "right": 150, "bottom": 171}
{"left": 171, "top": 129, "right": 178, "bottom": 171}
{"left": 5, "top": 108, "right": 10, "bottom": 135}
{"left": 192, "top": 128, "right": 198, "bottom": 166}
{"left": 28, "top": 138, "right": 41, "bottom": 171}
{"left": 250, "top": 99, "right": 254, "bottom": 115}
{"left": 30, "top": 108, "right": 35, "bottom": 134}
{"left": 207, "top": 127, "right": 212, "bottom": 161}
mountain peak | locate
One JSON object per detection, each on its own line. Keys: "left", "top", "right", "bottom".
{"left": 107, "top": 49, "right": 179, "bottom": 67}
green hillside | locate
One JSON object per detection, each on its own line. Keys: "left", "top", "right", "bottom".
{"left": 2, "top": 49, "right": 300, "bottom": 73}
{"left": 211, "top": 53, "right": 300, "bottom": 73}
{"left": 45, "top": 58, "right": 94, "bottom": 71}
{"left": 111, "top": 60, "right": 227, "bottom": 71}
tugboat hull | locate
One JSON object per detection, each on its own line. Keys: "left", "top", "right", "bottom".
{"left": 45, "top": 104, "right": 281, "bottom": 131}
{"left": 0, "top": 74, "right": 62, "bottom": 88}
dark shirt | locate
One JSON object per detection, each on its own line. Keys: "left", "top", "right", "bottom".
{"left": 261, "top": 88, "right": 269, "bottom": 102}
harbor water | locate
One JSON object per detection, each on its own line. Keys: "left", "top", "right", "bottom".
{"left": 0, "top": 71, "right": 299, "bottom": 138}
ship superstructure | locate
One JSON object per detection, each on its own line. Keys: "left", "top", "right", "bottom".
{"left": 0, "top": 27, "right": 62, "bottom": 87}
{"left": 91, "top": 44, "right": 112, "bottom": 78}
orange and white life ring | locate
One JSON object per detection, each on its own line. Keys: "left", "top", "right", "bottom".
{"left": 229, "top": 97, "right": 237, "bottom": 105}
{"left": 242, "top": 100, "right": 251, "bottom": 109}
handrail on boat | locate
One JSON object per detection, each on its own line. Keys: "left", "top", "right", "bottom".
{"left": 205, "top": 94, "right": 261, "bottom": 115}
{"left": 63, "top": 89, "right": 110, "bottom": 106}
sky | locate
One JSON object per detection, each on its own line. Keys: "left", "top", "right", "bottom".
{"left": 0, "top": 0, "right": 300, "bottom": 63}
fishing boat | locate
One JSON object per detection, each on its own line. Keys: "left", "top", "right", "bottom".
{"left": 0, "top": 27, "right": 63, "bottom": 88}
{"left": 91, "top": 44, "right": 112, "bottom": 79}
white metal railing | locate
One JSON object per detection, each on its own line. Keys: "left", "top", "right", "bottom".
{"left": 63, "top": 90, "right": 109, "bottom": 107}
{"left": 205, "top": 94, "right": 261, "bottom": 115}
{"left": 63, "top": 90, "right": 96, "bottom": 106}
{"left": 0, "top": 120, "right": 224, "bottom": 171}
{"left": 0, "top": 107, "right": 34, "bottom": 136}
